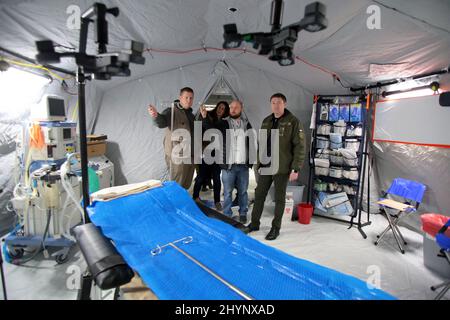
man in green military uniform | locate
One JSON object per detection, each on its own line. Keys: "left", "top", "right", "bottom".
{"left": 247, "top": 93, "right": 306, "bottom": 240}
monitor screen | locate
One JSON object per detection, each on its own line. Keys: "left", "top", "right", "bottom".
{"left": 48, "top": 97, "right": 66, "bottom": 117}
{"left": 63, "top": 128, "right": 72, "bottom": 140}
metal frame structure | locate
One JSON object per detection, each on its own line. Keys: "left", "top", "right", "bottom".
{"left": 150, "top": 236, "right": 254, "bottom": 300}
{"left": 307, "top": 94, "right": 371, "bottom": 239}
{"left": 374, "top": 178, "right": 426, "bottom": 254}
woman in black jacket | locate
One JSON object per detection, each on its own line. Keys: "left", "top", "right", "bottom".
{"left": 193, "top": 101, "right": 229, "bottom": 211}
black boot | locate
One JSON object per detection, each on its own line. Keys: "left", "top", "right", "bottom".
{"left": 245, "top": 223, "right": 260, "bottom": 233}
{"left": 265, "top": 228, "right": 280, "bottom": 241}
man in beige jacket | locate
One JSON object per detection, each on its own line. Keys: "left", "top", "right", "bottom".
{"left": 148, "top": 87, "right": 201, "bottom": 189}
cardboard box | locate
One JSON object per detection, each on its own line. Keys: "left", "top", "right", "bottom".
{"left": 87, "top": 141, "right": 106, "bottom": 158}
{"left": 87, "top": 134, "right": 107, "bottom": 142}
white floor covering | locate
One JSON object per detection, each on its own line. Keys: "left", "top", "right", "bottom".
{"left": 198, "top": 173, "right": 449, "bottom": 300}
{"left": 246, "top": 206, "right": 447, "bottom": 300}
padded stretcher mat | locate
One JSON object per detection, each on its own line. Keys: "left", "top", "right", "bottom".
{"left": 87, "top": 181, "right": 395, "bottom": 300}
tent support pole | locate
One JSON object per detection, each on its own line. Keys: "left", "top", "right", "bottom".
{"left": 76, "top": 67, "right": 91, "bottom": 224}
{"left": 0, "top": 241, "right": 7, "bottom": 300}
{"left": 76, "top": 66, "right": 93, "bottom": 300}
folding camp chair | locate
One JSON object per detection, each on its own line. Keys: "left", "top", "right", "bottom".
{"left": 374, "top": 178, "right": 426, "bottom": 254}
{"left": 430, "top": 219, "right": 450, "bottom": 300}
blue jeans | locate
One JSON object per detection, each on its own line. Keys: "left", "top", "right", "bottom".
{"left": 221, "top": 165, "right": 249, "bottom": 217}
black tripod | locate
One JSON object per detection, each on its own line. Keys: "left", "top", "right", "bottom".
{"left": 35, "top": 3, "right": 145, "bottom": 300}
{"left": 0, "top": 241, "right": 7, "bottom": 300}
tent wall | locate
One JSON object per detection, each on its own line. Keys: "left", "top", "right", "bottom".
{"left": 93, "top": 60, "right": 313, "bottom": 190}
{"left": 368, "top": 95, "right": 450, "bottom": 231}
{"left": 1, "top": 0, "right": 448, "bottom": 236}
{"left": 372, "top": 142, "right": 450, "bottom": 231}
{"left": 1, "top": 0, "right": 448, "bottom": 92}
{"left": 373, "top": 95, "right": 449, "bottom": 146}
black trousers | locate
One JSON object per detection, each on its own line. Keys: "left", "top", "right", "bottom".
{"left": 193, "top": 161, "right": 221, "bottom": 203}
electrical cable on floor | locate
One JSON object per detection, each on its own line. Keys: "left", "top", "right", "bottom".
{"left": 11, "top": 209, "right": 51, "bottom": 265}
{"left": 41, "top": 210, "right": 51, "bottom": 253}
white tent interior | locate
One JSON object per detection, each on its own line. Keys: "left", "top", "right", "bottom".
{"left": 0, "top": 0, "right": 449, "bottom": 300}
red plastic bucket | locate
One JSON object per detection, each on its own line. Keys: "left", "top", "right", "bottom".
{"left": 421, "top": 213, "right": 450, "bottom": 237}
{"left": 298, "top": 203, "right": 313, "bottom": 224}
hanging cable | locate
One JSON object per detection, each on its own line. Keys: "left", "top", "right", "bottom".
{"left": 3, "top": 44, "right": 348, "bottom": 89}
{"left": 2, "top": 57, "right": 73, "bottom": 82}
{"left": 71, "top": 100, "right": 79, "bottom": 122}
{"left": 1, "top": 56, "right": 79, "bottom": 102}
{"left": 335, "top": 76, "right": 353, "bottom": 89}
{"left": 60, "top": 154, "right": 85, "bottom": 225}
{"left": 61, "top": 80, "right": 78, "bottom": 95}
{"left": 2, "top": 45, "right": 346, "bottom": 88}
{"left": 294, "top": 55, "right": 337, "bottom": 78}
{"left": 145, "top": 46, "right": 346, "bottom": 82}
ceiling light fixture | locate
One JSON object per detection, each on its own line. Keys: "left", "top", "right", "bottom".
{"left": 381, "top": 81, "right": 441, "bottom": 99}
{"left": 223, "top": 1, "right": 328, "bottom": 66}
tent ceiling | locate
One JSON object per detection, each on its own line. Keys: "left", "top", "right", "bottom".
{"left": 0, "top": 0, "right": 449, "bottom": 92}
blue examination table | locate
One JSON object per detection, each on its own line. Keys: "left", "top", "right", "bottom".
{"left": 87, "top": 181, "right": 395, "bottom": 300}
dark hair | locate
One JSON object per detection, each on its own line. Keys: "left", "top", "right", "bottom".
{"left": 270, "top": 93, "right": 287, "bottom": 103}
{"left": 210, "top": 100, "right": 230, "bottom": 121}
{"left": 217, "top": 101, "right": 230, "bottom": 117}
{"left": 180, "top": 87, "right": 194, "bottom": 95}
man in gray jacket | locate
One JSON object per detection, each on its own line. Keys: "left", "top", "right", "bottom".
{"left": 217, "top": 100, "right": 255, "bottom": 223}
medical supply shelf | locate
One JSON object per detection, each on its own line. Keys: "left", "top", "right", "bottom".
{"left": 316, "top": 134, "right": 363, "bottom": 140}
{"left": 307, "top": 95, "right": 371, "bottom": 239}
{"left": 317, "top": 120, "right": 363, "bottom": 125}
{"left": 312, "top": 188, "right": 357, "bottom": 197}
{"left": 314, "top": 175, "right": 359, "bottom": 186}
